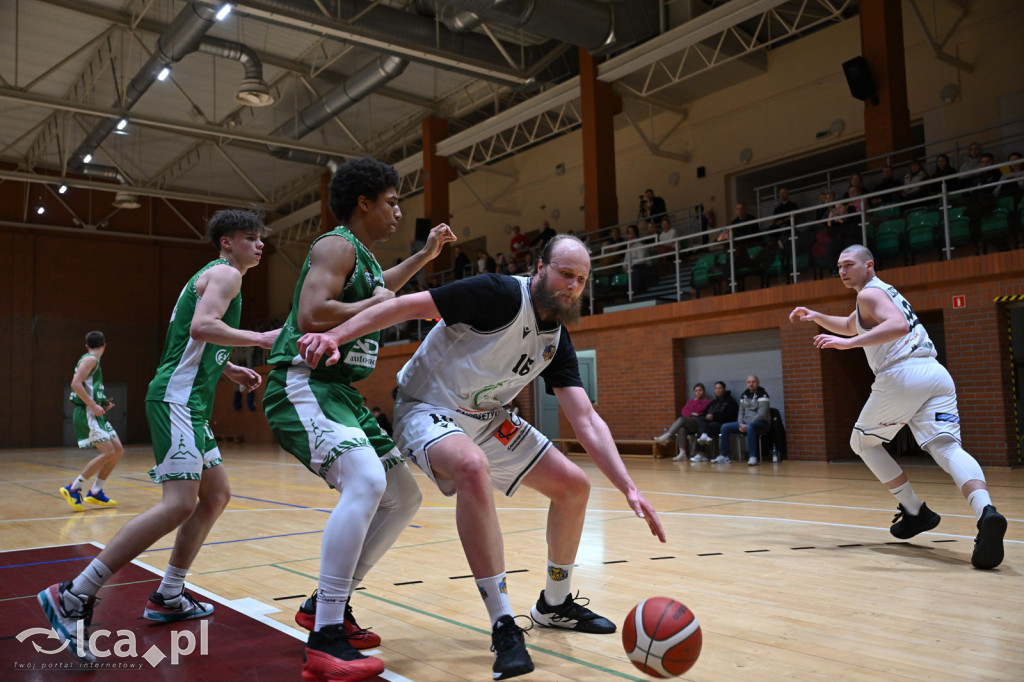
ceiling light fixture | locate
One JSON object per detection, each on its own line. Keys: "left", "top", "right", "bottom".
{"left": 157, "top": 67, "right": 171, "bottom": 81}
{"left": 215, "top": 4, "right": 233, "bottom": 21}
{"left": 113, "top": 192, "right": 141, "bottom": 210}
{"left": 234, "top": 78, "right": 274, "bottom": 107}
{"left": 82, "top": 153, "right": 93, "bottom": 164}
{"left": 58, "top": 184, "right": 68, "bottom": 194}
{"left": 116, "top": 118, "right": 128, "bottom": 131}
{"left": 36, "top": 204, "right": 46, "bottom": 215}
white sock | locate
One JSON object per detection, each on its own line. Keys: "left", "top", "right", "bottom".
{"left": 544, "top": 561, "right": 574, "bottom": 607}
{"left": 315, "top": 573, "right": 351, "bottom": 632}
{"left": 89, "top": 478, "right": 106, "bottom": 495}
{"left": 967, "top": 489, "right": 993, "bottom": 519}
{"left": 476, "top": 573, "right": 512, "bottom": 627}
{"left": 71, "top": 475, "right": 88, "bottom": 491}
{"left": 70, "top": 558, "right": 111, "bottom": 598}
{"left": 158, "top": 564, "right": 189, "bottom": 599}
{"left": 890, "top": 482, "right": 922, "bottom": 515}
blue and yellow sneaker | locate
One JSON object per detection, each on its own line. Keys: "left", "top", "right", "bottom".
{"left": 84, "top": 490, "right": 116, "bottom": 507}
{"left": 60, "top": 485, "right": 85, "bottom": 512}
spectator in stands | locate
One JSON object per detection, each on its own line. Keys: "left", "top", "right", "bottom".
{"left": 844, "top": 172, "right": 864, "bottom": 199}
{"left": 521, "top": 251, "right": 535, "bottom": 273}
{"left": 656, "top": 217, "right": 677, "bottom": 260}
{"left": 372, "top": 406, "right": 393, "bottom": 437}
{"left": 901, "top": 159, "right": 930, "bottom": 203}
{"left": 960, "top": 142, "right": 983, "bottom": 173}
{"left": 495, "top": 252, "right": 509, "bottom": 275}
{"left": 997, "top": 152, "right": 1024, "bottom": 201}
{"left": 771, "top": 187, "right": 799, "bottom": 227}
{"left": 509, "top": 225, "right": 528, "bottom": 261}
{"left": 730, "top": 202, "right": 758, "bottom": 239}
{"left": 452, "top": 246, "right": 471, "bottom": 279}
{"left": 932, "top": 153, "right": 957, "bottom": 182}
{"left": 712, "top": 375, "right": 770, "bottom": 466}
{"left": 625, "top": 223, "right": 653, "bottom": 293}
{"left": 506, "top": 259, "right": 521, "bottom": 276}
{"left": 477, "top": 249, "right": 496, "bottom": 274}
{"left": 606, "top": 226, "right": 625, "bottom": 247}
{"left": 644, "top": 189, "right": 667, "bottom": 220}
{"left": 966, "top": 153, "right": 1002, "bottom": 247}
{"left": 654, "top": 383, "right": 711, "bottom": 461}
{"left": 693, "top": 381, "right": 738, "bottom": 461}
{"left": 847, "top": 185, "right": 866, "bottom": 215}
{"left": 870, "top": 166, "right": 902, "bottom": 207}
{"left": 531, "top": 220, "right": 557, "bottom": 251}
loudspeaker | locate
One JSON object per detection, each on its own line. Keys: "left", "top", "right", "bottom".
{"left": 414, "top": 218, "right": 431, "bottom": 242}
{"left": 842, "top": 56, "right": 878, "bottom": 104}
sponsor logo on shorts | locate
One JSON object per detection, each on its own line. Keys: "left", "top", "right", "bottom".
{"left": 494, "top": 419, "right": 521, "bottom": 446}
{"left": 935, "top": 412, "right": 959, "bottom": 423}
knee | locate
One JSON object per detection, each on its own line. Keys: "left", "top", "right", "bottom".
{"left": 450, "top": 451, "right": 492, "bottom": 492}
{"left": 849, "top": 429, "right": 868, "bottom": 455}
{"left": 199, "top": 483, "right": 232, "bottom": 516}
{"left": 554, "top": 467, "right": 591, "bottom": 504}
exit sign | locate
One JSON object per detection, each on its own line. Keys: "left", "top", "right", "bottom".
{"left": 952, "top": 295, "right": 966, "bottom": 308}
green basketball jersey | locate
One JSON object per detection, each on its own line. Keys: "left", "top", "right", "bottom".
{"left": 146, "top": 259, "right": 241, "bottom": 414}
{"left": 269, "top": 227, "right": 384, "bottom": 384}
{"left": 69, "top": 353, "right": 106, "bottom": 406}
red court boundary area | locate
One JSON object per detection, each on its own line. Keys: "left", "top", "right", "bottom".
{"left": 0, "top": 543, "right": 305, "bottom": 680}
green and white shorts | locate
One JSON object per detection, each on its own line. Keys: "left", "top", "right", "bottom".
{"left": 263, "top": 365, "right": 403, "bottom": 485}
{"left": 146, "top": 401, "right": 222, "bottom": 483}
{"left": 72, "top": 405, "right": 118, "bottom": 448}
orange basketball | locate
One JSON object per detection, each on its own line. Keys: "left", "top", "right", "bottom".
{"left": 621, "top": 597, "right": 702, "bottom": 678}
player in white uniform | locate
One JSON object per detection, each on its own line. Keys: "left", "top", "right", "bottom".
{"left": 299, "top": 235, "right": 666, "bottom": 680}
{"left": 790, "top": 244, "right": 1006, "bottom": 569}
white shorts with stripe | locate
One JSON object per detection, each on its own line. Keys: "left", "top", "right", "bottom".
{"left": 393, "top": 398, "right": 551, "bottom": 497}
{"left": 854, "top": 357, "right": 961, "bottom": 446}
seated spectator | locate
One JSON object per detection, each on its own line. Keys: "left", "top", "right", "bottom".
{"left": 847, "top": 185, "right": 866, "bottom": 215}
{"left": 506, "top": 259, "right": 521, "bottom": 276}
{"left": 477, "top": 249, "right": 496, "bottom": 274}
{"left": 960, "top": 141, "right": 983, "bottom": 173}
{"left": 932, "top": 153, "right": 957, "bottom": 182}
{"left": 452, "top": 245, "right": 471, "bottom": 279}
{"left": 771, "top": 187, "right": 799, "bottom": 228}
{"left": 495, "top": 252, "right": 509, "bottom": 274}
{"left": 371, "top": 406, "right": 393, "bottom": 437}
{"left": 644, "top": 188, "right": 667, "bottom": 220}
{"left": 869, "top": 166, "right": 902, "bottom": 207}
{"left": 521, "top": 251, "right": 535, "bottom": 273}
{"left": 693, "top": 381, "right": 738, "bottom": 461}
{"left": 844, "top": 172, "right": 864, "bottom": 199}
{"left": 657, "top": 217, "right": 676, "bottom": 248}
{"left": 530, "top": 220, "right": 557, "bottom": 250}
{"left": 653, "top": 382, "right": 711, "bottom": 461}
{"left": 901, "top": 159, "right": 930, "bottom": 203}
{"left": 730, "top": 202, "right": 758, "bottom": 239}
{"left": 966, "top": 153, "right": 1004, "bottom": 246}
{"left": 509, "top": 224, "right": 528, "bottom": 261}
{"left": 625, "top": 223, "right": 654, "bottom": 293}
{"left": 996, "top": 152, "right": 1024, "bottom": 201}
{"left": 712, "top": 375, "right": 770, "bottom": 466}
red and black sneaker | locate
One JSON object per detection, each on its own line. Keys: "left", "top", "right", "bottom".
{"left": 302, "top": 623, "right": 385, "bottom": 682}
{"left": 295, "top": 590, "right": 382, "bottom": 649}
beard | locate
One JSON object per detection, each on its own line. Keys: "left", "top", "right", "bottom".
{"left": 533, "top": 270, "right": 583, "bottom": 326}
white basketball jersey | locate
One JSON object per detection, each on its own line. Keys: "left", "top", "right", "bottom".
{"left": 856, "top": 276, "right": 936, "bottom": 373}
{"left": 398, "top": 277, "right": 562, "bottom": 416}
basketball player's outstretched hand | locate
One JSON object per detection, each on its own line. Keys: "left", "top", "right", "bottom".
{"left": 423, "top": 223, "right": 457, "bottom": 259}
{"left": 789, "top": 306, "right": 817, "bottom": 323}
{"left": 297, "top": 332, "right": 342, "bottom": 368}
{"left": 629, "top": 490, "right": 667, "bottom": 543}
{"left": 813, "top": 333, "right": 852, "bottom": 350}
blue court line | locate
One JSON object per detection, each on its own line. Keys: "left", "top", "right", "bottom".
{"left": 229, "top": 493, "right": 331, "bottom": 511}
{"left": 147, "top": 528, "right": 326, "bottom": 552}
{"left": 0, "top": 556, "right": 94, "bottom": 570}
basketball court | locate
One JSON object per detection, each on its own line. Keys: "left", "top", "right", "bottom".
{"left": 1, "top": 444, "right": 1021, "bottom": 680}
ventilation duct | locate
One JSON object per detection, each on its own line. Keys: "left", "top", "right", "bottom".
{"left": 197, "top": 37, "right": 275, "bottom": 107}
{"left": 68, "top": 1, "right": 219, "bottom": 178}
{"left": 267, "top": 54, "right": 408, "bottom": 166}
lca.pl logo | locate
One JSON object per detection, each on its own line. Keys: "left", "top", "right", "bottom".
{"left": 15, "top": 619, "right": 209, "bottom": 668}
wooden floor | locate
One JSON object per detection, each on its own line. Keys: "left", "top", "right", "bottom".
{"left": 2, "top": 444, "right": 1021, "bottom": 681}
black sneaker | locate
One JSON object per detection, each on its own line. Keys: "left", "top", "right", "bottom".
{"left": 529, "top": 590, "right": 616, "bottom": 634}
{"left": 303, "top": 623, "right": 384, "bottom": 681}
{"left": 971, "top": 505, "right": 1007, "bottom": 570}
{"left": 889, "top": 502, "right": 941, "bottom": 539}
{"left": 491, "top": 615, "right": 534, "bottom": 680}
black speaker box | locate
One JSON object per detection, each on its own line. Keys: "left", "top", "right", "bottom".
{"left": 842, "top": 56, "right": 877, "bottom": 103}
{"left": 414, "top": 218, "right": 432, "bottom": 242}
